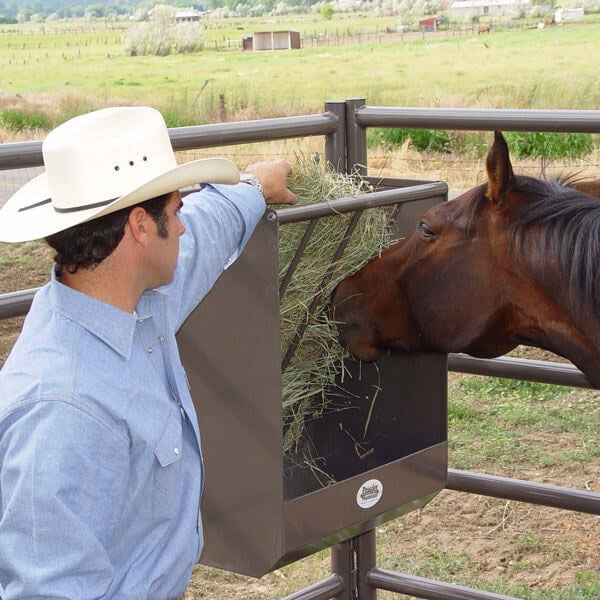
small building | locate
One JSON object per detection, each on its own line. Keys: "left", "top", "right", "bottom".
{"left": 243, "top": 30, "right": 300, "bottom": 51}
{"left": 451, "top": 0, "right": 531, "bottom": 19}
{"left": 419, "top": 16, "right": 440, "bottom": 31}
{"left": 175, "top": 9, "right": 201, "bottom": 22}
{"left": 555, "top": 7, "right": 584, "bottom": 22}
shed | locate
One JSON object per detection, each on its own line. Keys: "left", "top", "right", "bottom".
{"left": 419, "top": 16, "right": 440, "bottom": 31}
{"left": 245, "top": 30, "right": 301, "bottom": 51}
{"left": 242, "top": 35, "right": 253, "bottom": 51}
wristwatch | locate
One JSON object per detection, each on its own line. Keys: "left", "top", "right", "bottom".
{"left": 240, "top": 173, "right": 264, "bottom": 196}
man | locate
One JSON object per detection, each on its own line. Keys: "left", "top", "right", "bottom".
{"left": 0, "top": 106, "right": 296, "bottom": 599}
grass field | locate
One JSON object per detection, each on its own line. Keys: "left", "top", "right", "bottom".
{"left": 1, "top": 19, "right": 600, "bottom": 127}
{"left": 1, "top": 14, "right": 599, "bottom": 600}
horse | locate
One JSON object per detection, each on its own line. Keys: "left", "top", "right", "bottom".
{"left": 331, "top": 131, "right": 600, "bottom": 387}
{"left": 478, "top": 24, "right": 491, "bottom": 34}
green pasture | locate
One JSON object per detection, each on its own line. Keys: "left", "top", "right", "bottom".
{"left": 1, "top": 19, "right": 600, "bottom": 126}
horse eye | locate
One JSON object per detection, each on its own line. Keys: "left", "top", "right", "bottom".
{"left": 417, "top": 221, "right": 435, "bottom": 238}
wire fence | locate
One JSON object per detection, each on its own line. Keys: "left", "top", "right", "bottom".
{"left": 2, "top": 147, "right": 600, "bottom": 213}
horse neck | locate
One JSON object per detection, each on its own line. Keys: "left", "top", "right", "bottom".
{"left": 510, "top": 186, "right": 600, "bottom": 328}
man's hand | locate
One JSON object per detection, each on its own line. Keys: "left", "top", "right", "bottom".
{"left": 243, "top": 160, "right": 297, "bottom": 206}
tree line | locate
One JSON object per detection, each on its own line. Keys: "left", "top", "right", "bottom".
{"left": 0, "top": 0, "right": 330, "bottom": 22}
{"left": 0, "top": 1, "right": 204, "bottom": 22}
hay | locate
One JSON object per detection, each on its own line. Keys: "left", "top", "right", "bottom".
{"left": 279, "top": 156, "right": 390, "bottom": 453}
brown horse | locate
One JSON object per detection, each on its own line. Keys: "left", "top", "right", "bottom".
{"left": 332, "top": 131, "right": 600, "bottom": 387}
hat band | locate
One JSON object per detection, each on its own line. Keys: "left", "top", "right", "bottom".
{"left": 18, "top": 197, "right": 117, "bottom": 214}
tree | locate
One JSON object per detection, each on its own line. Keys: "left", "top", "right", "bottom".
{"left": 84, "top": 3, "right": 106, "bottom": 18}
{"left": 320, "top": 2, "right": 333, "bottom": 19}
{"left": 173, "top": 21, "right": 204, "bottom": 53}
{"left": 16, "top": 8, "right": 31, "bottom": 21}
{"left": 123, "top": 4, "right": 204, "bottom": 57}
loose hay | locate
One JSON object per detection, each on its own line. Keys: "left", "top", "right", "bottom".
{"left": 279, "top": 157, "right": 390, "bottom": 453}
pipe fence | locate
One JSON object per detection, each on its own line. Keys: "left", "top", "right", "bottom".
{"left": 1, "top": 101, "right": 599, "bottom": 599}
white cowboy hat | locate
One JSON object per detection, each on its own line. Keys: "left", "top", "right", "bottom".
{"left": 0, "top": 106, "right": 240, "bottom": 242}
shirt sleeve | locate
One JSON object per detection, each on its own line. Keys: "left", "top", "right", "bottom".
{"left": 0, "top": 400, "right": 130, "bottom": 600}
{"left": 164, "top": 182, "right": 266, "bottom": 329}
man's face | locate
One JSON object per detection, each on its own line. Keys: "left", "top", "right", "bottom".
{"left": 146, "top": 191, "right": 185, "bottom": 288}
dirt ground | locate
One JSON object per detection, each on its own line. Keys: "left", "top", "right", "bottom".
{"left": 1, "top": 244, "right": 598, "bottom": 599}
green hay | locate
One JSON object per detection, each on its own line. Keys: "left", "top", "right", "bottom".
{"left": 280, "top": 157, "right": 390, "bottom": 453}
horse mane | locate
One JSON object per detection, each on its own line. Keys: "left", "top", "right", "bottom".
{"left": 511, "top": 175, "right": 600, "bottom": 319}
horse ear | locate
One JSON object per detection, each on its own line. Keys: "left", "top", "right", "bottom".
{"left": 485, "top": 130, "right": 514, "bottom": 206}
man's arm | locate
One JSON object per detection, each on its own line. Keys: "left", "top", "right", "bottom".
{"left": 166, "top": 159, "right": 296, "bottom": 327}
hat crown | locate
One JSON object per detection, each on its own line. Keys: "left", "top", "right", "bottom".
{"left": 44, "top": 107, "right": 177, "bottom": 211}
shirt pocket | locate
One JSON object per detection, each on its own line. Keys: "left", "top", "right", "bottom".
{"left": 153, "top": 410, "right": 183, "bottom": 520}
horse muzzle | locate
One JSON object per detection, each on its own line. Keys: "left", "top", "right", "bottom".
{"left": 330, "top": 284, "right": 384, "bottom": 362}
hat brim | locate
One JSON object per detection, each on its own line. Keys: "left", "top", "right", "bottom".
{"left": 0, "top": 157, "right": 239, "bottom": 243}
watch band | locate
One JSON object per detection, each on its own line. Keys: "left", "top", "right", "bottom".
{"left": 239, "top": 173, "right": 264, "bottom": 196}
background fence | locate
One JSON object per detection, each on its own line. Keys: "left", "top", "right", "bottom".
{"left": 1, "top": 101, "right": 599, "bottom": 599}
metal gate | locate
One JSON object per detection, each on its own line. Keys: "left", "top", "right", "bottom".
{"left": 1, "top": 101, "right": 599, "bottom": 599}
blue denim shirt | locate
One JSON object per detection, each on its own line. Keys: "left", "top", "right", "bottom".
{"left": 0, "top": 183, "right": 265, "bottom": 599}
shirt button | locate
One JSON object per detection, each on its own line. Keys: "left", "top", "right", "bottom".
{"left": 174, "top": 447, "right": 180, "bottom": 456}
{"left": 147, "top": 348, "right": 153, "bottom": 353}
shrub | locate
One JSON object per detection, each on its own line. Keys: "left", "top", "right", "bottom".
{"left": 372, "top": 127, "right": 455, "bottom": 153}
{"left": 123, "top": 21, "right": 173, "bottom": 56}
{"left": 320, "top": 3, "right": 334, "bottom": 19}
{"left": 503, "top": 131, "right": 594, "bottom": 160}
{"left": 0, "top": 109, "right": 51, "bottom": 132}
{"left": 123, "top": 4, "right": 204, "bottom": 57}
{"left": 369, "top": 128, "right": 597, "bottom": 160}
{"left": 173, "top": 22, "right": 204, "bottom": 53}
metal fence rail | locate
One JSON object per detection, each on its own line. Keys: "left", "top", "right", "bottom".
{"left": 342, "top": 100, "right": 600, "bottom": 178}
{"left": 355, "top": 106, "right": 600, "bottom": 133}
{"left": 1, "top": 102, "right": 599, "bottom": 600}
{"left": 447, "top": 353, "right": 592, "bottom": 388}
{"left": 0, "top": 110, "right": 344, "bottom": 172}
{"left": 447, "top": 469, "right": 600, "bottom": 516}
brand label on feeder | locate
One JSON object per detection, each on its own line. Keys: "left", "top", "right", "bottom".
{"left": 356, "top": 479, "right": 383, "bottom": 509}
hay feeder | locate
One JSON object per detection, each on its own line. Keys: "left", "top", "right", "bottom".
{"left": 177, "top": 175, "right": 448, "bottom": 577}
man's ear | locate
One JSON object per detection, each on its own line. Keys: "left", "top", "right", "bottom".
{"left": 127, "top": 206, "right": 149, "bottom": 244}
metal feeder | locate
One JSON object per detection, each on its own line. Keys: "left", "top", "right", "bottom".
{"left": 176, "top": 179, "right": 448, "bottom": 577}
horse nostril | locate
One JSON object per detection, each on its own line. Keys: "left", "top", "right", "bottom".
{"left": 337, "top": 321, "right": 360, "bottom": 348}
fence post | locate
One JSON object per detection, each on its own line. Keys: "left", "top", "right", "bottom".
{"left": 345, "top": 98, "right": 367, "bottom": 177}
{"left": 355, "top": 530, "right": 378, "bottom": 600}
{"left": 331, "top": 540, "right": 353, "bottom": 600}
{"left": 331, "top": 530, "right": 377, "bottom": 600}
{"left": 324, "top": 101, "right": 346, "bottom": 174}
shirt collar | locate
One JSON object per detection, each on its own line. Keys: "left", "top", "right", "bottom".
{"left": 49, "top": 268, "right": 138, "bottom": 359}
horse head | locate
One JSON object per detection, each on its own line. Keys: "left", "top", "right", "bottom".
{"left": 332, "top": 131, "right": 600, "bottom": 387}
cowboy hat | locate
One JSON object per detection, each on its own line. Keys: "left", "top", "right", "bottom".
{"left": 0, "top": 106, "right": 240, "bottom": 242}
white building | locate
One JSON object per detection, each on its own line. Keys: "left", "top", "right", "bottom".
{"left": 175, "top": 9, "right": 202, "bottom": 22}
{"left": 451, "top": 0, "right": 532, "bottom": 19}
{"left": 555, "top": 7, "right": 585, "bottom": 22}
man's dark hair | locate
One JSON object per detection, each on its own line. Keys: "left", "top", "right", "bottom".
{"left": 46, "top": 193, "right": 171, "bottom": 278}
